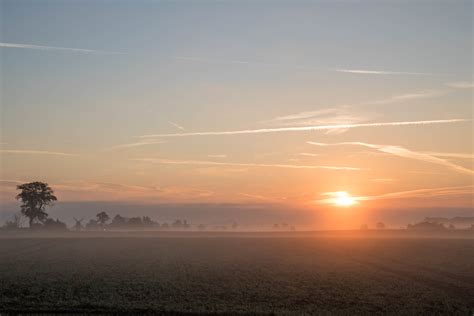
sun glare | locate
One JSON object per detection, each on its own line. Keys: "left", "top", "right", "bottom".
{"left": 333, "top": 191, "right": 357, "bottom": 207}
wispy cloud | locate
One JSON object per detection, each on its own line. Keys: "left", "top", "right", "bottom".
{"left": 237, "top": 192, "right": 286, "bottom": 202}
{"left": 139, "top": 118, "right": 469, "bottom": 138}
{"left": 421, "top": 152, "right": 474, "bottom": 159}
{"left": 298, "top": 153, "right": 320, "bottom": 157}
{"left": 334, "top": 69, "right": 431, "bottom": 75}
{"left": 0, "top": 149, "right": 78, "bottom": 157}
{"left": 446, "top": 81, "right": 474, "bottom": 89}
{"left": 0, "top": 42, "right": 446, "bottom": 77}
{"left": 264, "top": 108, "right": 365, "bottom": 125}
{"left": 173, "top": 56, "right": 433, "bottom": 76}
{"left": 307, "top": 141, "right": 474, "bottom": 175}
{"left": 104, "top": 140, "right": 167, "bottom": 151}
{"left": 264, "top": 89, "right": 446, "bottom": 133}
{"left": 317, "top": 185, "right": 473, "bottom": 204}
{"left": 50, "top": 181, "right": 214, "bottom": 201}
{"left": 0, "top": 42, "right": 123, "bottom": 55}
{"left": 132, "top": 158, "right": 367, "bottom": 171}
{"left": 367, "top": 90, "right": 448, "bottom": 105}
{"left": 262, "top": 107, "right": 370, "bottom": 135}
{"left": 370, "top": 178, "right": 394, "bottom": 183}
{"left": 168, "top": 121, "right": 186, "bottom": 131}
{"left": 207, "top": 154, "right": 227, "bottom": 158}
{"left": 360, "top": 185, "right": 474, "bottom": 200}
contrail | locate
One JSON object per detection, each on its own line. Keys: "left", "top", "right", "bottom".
{"left": 334, "top": 69, "right": 431, "bottom": 75}
{"left": 104, "top": 140, "right": 167, "bottom": 151}
{"left": 0, "top": 149, "right": 78, "bottom": 156}
{"left": 307, "top": 141, "right": 474, "bottom": 175}
{"left": 0, "top": 42, "right": 438, "bottom": 75}
{"left": 0, "top": 42, "right": 124, "bottom": 55}
{"left": 422, "top": 152, "right": 474, "bottom": 159}
{"left": 132, "top": 158, "right": 367, "bottom": 171}
{"left": 139, "top": 118, "right": 470, "bottom": 138}
{"left": 173, "top": 56, "right": 434, "bottom": 75}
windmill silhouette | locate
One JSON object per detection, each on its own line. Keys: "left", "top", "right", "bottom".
{"left": 73, "top": 217, "right": 84, "bottom": 231}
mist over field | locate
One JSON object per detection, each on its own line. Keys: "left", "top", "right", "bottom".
{"left": 1, "top": 0, "right": 473, "bottom": 314}
{"left": 2, "top": 201, "right": 473, "bottom": 230}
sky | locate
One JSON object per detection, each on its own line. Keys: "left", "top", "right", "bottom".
{"left": 0, "top": 0, "right": 473, "bottom": 229}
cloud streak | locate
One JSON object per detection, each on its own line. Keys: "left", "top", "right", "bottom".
{"left": 367, "top": 90, "right": 448, "bottom": 105}
{"left": 207, "top": 154, "right": 227, "bottom": 158}
{"left": 105, "top": 140, "right": 167, "bottom": 151}
{"left": 261, "top": 89, "right": 448, "bottom": 136}
{"left": 446, "top": 81, "right": 474, "bottom": 89}
{"left": 422, "top": 152, "right": 474, "bottom": 159}
{"left": 168, "top": 121, "right": 186, "bottom": 131}
{"left": 0, "top": 150, "right": 78, "bottom": 157}
{"left": 307, "top": 141, "right": 474, "bottom": 175}
{"left": 316, "top": 185, "right": 474, "bottom": 204}
{"left": 35, "top": 181, "right": 214, "bottom": 202}
{"left": 132, "top": 158, "right": 367, "bottom": 171}
{"left": 139, "top": 118, "right": 469, "bottom": 138}
{"left": 334, "top": 69, "right": 431, "bottom": 75}
{"left": 298, "top": 153, "right": 320, "bottom": 157}
{"left": 262, "top": 108, "right": 370, "bottom": 135}
{"left": 0, "top": 42, "right": 124, "bottom": 55}
{"left": 1, "top": 42, "right": 447, "bottom": 77}
{"left": 359, "top": 185, "right": 474, "bottom": 200}
{"left": 173, "top": 56, "right": 433, "bottom": 76}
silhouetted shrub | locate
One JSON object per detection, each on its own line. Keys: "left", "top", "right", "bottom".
{"left": 43, "top": 218, "right": 68, "bottom": 231}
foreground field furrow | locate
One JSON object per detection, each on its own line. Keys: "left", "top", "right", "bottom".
{"left": 344, "top": 254, "right": 473, "bottom": 300}
{"left": 0, "top": 234, "right": 473, "bottom": 315}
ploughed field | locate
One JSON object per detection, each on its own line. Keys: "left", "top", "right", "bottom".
{"left": 0, "top": 232, "right": 473, "bottom": 314}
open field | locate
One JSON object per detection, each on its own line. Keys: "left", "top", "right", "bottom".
{"left": 0, "top": 231, "right": 473, "bottom": 315}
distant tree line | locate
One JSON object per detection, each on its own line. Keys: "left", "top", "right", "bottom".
{"left": 77, "top": 212, "right": 194, "bottom": 231}
{"left": 1, "top": 181, "right": 254, "bottom": 232}
{"left": 4, "top": 182, "right": 473, "bottom": 233}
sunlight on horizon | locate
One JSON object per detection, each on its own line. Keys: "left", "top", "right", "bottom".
{"left": 333, "top": 191, "right": 358, "bottom": 207}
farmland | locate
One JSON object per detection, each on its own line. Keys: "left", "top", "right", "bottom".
{"left": 0, "top": 231, "right": 473, "bottom": 314}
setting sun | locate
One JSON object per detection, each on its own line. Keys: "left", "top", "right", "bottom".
{"left": 333, "top": 192, "right": 357, "bottom": 207}
{"left": 0, "top": 1, "right": 472, "bottom": 314}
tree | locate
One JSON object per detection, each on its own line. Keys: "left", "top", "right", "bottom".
{"left": 111, "top": 214, "right": 127, "bottom": 227}
{"left": 376, "top": 222, "right": 386, "bottom": 230}
{"left": 142, "top": 216, "right": 157, "bottom": 228}
{"left": 43, "top": 218, "right": 67, "bottom": 231}
{"left": 96, "top": 211, "right": 110, "bottom": 228}
{"left": 128, "top": 217, "right": 143, "bottom": 227}
{"left": 2, "top": 213, "right": 24, "bottom": 230}
{"left": 86, "top": 219, "right": 99, "bottom": 230}
{"left": 172, "top": 219, "right": 183, "bottom": 229}
{"left": 182, "top": 220, "right": 190, "bottom": 229}
{"left": 16, "top": 182, "right": 57, "bottom": 227}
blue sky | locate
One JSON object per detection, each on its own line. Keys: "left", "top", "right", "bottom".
{"left": 0, "top": 0, "right": 472, "bottom": 228}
